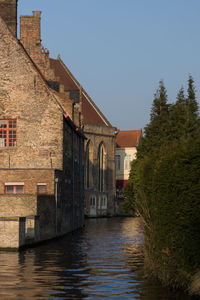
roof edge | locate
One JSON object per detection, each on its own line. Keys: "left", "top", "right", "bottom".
{"left": 57, "top": 55, "right": 112, "bottom": 127}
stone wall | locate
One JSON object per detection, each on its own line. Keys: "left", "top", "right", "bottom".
{"left": 0, "top": 0, "right": 18, "bottom": 37}
{"left": 0, "top": 217, "right": 25, "bottom": 248}
{"left": 20, "top": 11, "right": 82, "bottom": 128}
{"left": 0, "top": 11, "right": 85, "bottom": 248}
{"left": 85, "top": 191, "right": 109, "bottom": 217}
{"left": 84, "top": 124, "right": 116, "bottom": 216}
{"left": 0, "top": 194, "right": 37, "bottom": 217}
{"left": 20, "top": 11, "right": 56, "bottom": 81}
{"left": 0, "top": 169, "right": 55, "bottom": 195}
{"left": 37, "top": 194, "right": 56, "bottom": 240}
{"left": 0, "top": 18, "right": 64, "bottom": 170}
{"left": 58, "top": 120, "right": 85, "bottom": 234}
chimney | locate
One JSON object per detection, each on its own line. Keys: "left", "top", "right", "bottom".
{"left": 0, "top": 0, "right": 18, "bottom": 37}
{"left": 20, "top": 11, "right": 42, "bottom": 55}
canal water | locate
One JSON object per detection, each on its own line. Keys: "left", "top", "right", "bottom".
{"left": 0, "top": 217, "right": 197, "bottom": 299}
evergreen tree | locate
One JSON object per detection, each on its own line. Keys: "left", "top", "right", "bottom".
{"left": 131, "top": 76, "right": 200, "bottom": 292}
{"left": 186, "top": 76, "right": 199, "bottom": 136}
{"left": 187, "top": 75, "right": 198, "bottom": 115}
{"left": 137, "top": 81, "right": 170, "bottom": 158}
{"left": 150, "top": 80, "right": 169, "bottom": 121}
{"left": 123, "top": 160, "right": 140, "bottom": 214}
{"left": 169, "top": 86, "right": 187, "bottom": 140}
{"left": 176, "top": 86, "right": 186, "bottom": 105}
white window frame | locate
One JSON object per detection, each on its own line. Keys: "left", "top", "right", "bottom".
{"left": 124, "top": 155, "right": 132, "bottom": 170}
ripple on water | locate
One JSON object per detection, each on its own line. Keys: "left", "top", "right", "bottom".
{"left": 0, "top": 217, "right": 197, "bottom": 299}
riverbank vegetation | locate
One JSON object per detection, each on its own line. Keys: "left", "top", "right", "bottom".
{"left": 124, "top": 76, "right": 200, "bottom": 295}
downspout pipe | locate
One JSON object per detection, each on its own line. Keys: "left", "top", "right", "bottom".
{"left": 72, "top": 131, "right": 75, "bottom": 231}
{"left": 79, "top": 137, "right": 84, "bottom": 227}
{"left": 55, "top": 177, "right": 59, "bottom": 236}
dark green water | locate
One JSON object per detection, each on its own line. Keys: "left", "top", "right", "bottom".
{"left": 0, "top": 217, "right": 197, "bottom": 299}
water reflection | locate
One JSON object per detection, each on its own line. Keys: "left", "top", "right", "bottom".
{"left": 0, "top": 218, "right": 197, "bottom": 299}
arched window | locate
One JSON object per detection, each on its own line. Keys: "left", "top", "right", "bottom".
{"left": 98, "top": 143, "right": 105, "bottom": 191}
{"left": 85, "top": 141, "right": 90, "bottom": 189}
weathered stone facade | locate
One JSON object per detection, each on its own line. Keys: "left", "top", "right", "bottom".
{"left": 0, "top": 0, "right": 17, "bottom": 36}
{"left": 0, "top": 1, "right": 85, "bottom": 248}
{"left": 48, "top": 57, "right": 117, "bottom": 218}
{"left": 0, "top": 217, "right": 25, "bottom": 248}
{"left": 0, "top": 0, "right": 117, "bottom": 251}
{"left": 84, "top": 124, "right": 116, "bottom": 217}
{"left": 17, "top": 8, "right": 117, "bottom": 218}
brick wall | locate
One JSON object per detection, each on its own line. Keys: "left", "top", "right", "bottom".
{"left": 20, "top": 11, "right": 56, "bottom": 80}
{"left": 0, "top": 18, "right": 64, "bottom": 170}
{"left": 0, "top": 9, "right": 85, "bottom": 246}
{"left": 0, "top": 194, "right": 37, "bottom": 217}
{"left": 0, "top": 169, "right": 55, "bottom": 195}
{"left": 0, "top": 0, "right": 18, "bottom": 37}
{"left": 19, "top": 12, "right": 77, "bottom": 124}
{"left": 0, "top": 217, "right": 25, "bottom": 248}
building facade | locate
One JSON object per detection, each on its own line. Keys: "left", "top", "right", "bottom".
{"left": 0, "top": 0, "right": 85, "bottom": 248}
{"left": 116, "top": 130, "right": 142, "bottom": 197}
{"left": 17, "top": 9, "right": 117, "bottom": 218}
{"left": 48, "top": 58, "right": 117, "bottom": 217}
{"left": 0, "top": 0, "right": 117, "bottom": 249}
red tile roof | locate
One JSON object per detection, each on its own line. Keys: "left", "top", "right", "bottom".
{"left": 116, "top": 130, "right": 142, "bottom": 148}
{"left": 49, "top": 57, "right": 111, "bottom": 126}
{"left": 82, "top": 93, "right": 108, "bottom": 125}
{"left": 50, "top": 58, "right": 78, "bottom": 90}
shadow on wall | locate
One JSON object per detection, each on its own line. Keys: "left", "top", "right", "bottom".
{"left": 36, "top": 194, "right": 56, "bottom": 241}
{"left": 84, "top": 146, "right": 116, "bottom": 217}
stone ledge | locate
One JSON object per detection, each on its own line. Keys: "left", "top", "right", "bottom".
{"left": 0, "top": 216, "right": 26, "bottom": 221}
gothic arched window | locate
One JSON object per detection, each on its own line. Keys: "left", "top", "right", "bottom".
{"left": 85, "top": 141, "right": 90, "bottom": 189}
{"left": 98, "top": 143, "right": 105, "bottom": 192}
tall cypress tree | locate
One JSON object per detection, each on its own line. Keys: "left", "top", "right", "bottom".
{"left": 150, "top": 80, "right": 169, "bottom": 121}
{"left": 137, "top": 81, "right": 170, "bottom": 158}
{"left": 186, "top": 76, "right": 199, "bottom": 136}
{"left": 169, "top": 86, "right": 187, "bottom": 140}
{"left": 177, "top": 86, "right": 186, "bottom": 105}
{"left": 187, "top": 75, "right": 198, "bottom": 115}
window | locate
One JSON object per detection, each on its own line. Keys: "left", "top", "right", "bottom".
{"left": 124, "top": 155, "right": 132, "bottom": 170}
{"left": 98, "top": 195, "right": 107, "bottom": 209}
{"left": 90, "top": 196, "right": 96, "bottom": 206}
{"left": 85, "top": 142, "right": 90, "bottom": 189}
{"left": 116, "top": 155, "right": 121, "bottom": 170}
{"left": 101, "top": 195, "right": 107, "bottom": 209}
{"left": 98, "top": 143, "right": 105, "bottom": 192}
{"left": 0, "top": 119, "right": 17, "bottom": 148}
{"left": 37, "top": 183, "right": 47, "bottom": 194}
{"left": 5, "top": 183, "right": 24, "bottom": 194}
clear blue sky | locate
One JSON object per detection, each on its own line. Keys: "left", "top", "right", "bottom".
{"left": 18, "top": 0, "right": 200, "bottom": 131}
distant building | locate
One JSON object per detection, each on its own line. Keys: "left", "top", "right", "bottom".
{"left": 116, "top": 130, "right": 142, "bottom": 198}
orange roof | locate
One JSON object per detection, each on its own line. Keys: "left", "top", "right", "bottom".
{"left": 116, "top": 130, "right": 142, "bottom": 148}
{"left": 49, "top": 57, "right": 111, "bottom": 126}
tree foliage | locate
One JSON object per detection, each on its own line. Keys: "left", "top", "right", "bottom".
{"left": 126, "top": 77, "right": 200, "bottom": 291}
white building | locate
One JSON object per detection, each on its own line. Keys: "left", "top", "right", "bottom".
{"left": 116, "top": 130, "right": 142, "bottom": 197}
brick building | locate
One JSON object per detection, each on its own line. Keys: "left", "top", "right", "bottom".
{"left": 0, "top": 0, "right": 117, "bottom": 249}
{"left": 48, "top": 57, "right": 117, "bottom": 217}
{"left": 0, "top": 0, "right": 85, "bottom": 248}
{"left": 18, "top": 8, "right": 117, "bottom": 218}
